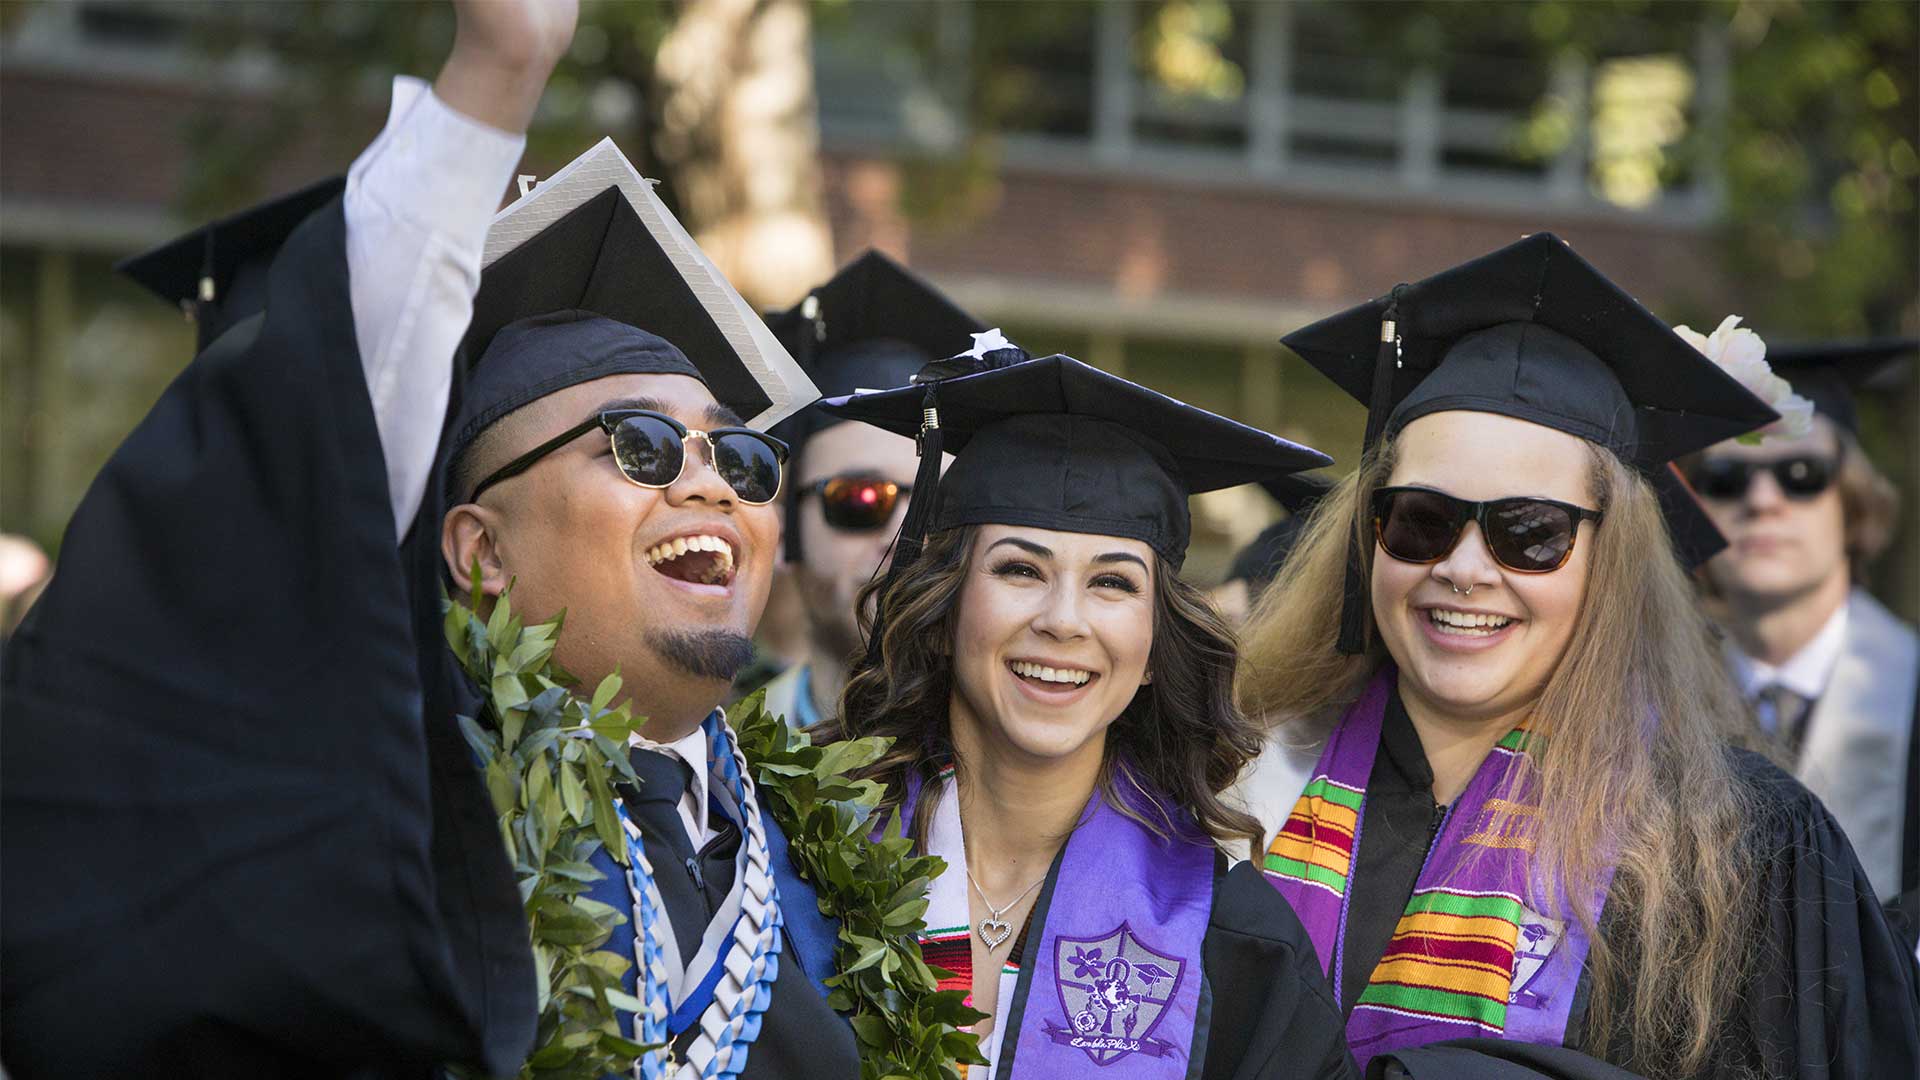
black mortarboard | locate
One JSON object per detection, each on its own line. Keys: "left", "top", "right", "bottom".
{"left": 821, "top": 350, "right": 1331, "bottom": 570}
{"left": 1281, "top": 233, "right": 1778, "bottom": 651}
{"left": 1228, "top": 472, "right": 1336, "bottom": 588}
{"left": 118, "top": 177, "right": 346, "bottom": 353}
{"left": 767, "top": 251, "right": 985, "bottom": 560}
{"left": 449, "top": 139, "right": 816, "bottom": 477}
{"left": 1768, "top": 338, "right": 1917, "bottom": 436}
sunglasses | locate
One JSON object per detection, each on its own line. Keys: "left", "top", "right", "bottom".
{"left": 1687, "top": 454, "right": 1837, "bottom": 501}
{"left": 470, "top": 409, "right": 788, "bottom": 505}
{"left": 797, "top": 473, "right": 912, "bottom": 531}
{"left": 1372, "top": 486, "right": 1604, "bottom": 574}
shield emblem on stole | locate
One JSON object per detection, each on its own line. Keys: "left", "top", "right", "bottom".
{"left": 1509, "top": 908, "right": 1566, "bottom": 1008}
{"left": 1043, "top": 921, "right": 1189, "bottom": 1066}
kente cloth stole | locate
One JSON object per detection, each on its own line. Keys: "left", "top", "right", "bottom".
{"left": 1261, "top": 666, "right": 1612, "bottom": 1067}
{"left": 615, "top": 711, "right": 783, "bottom": 1080}
{"left": 904, "top": 765, "right": 1216, "bottom": 1078}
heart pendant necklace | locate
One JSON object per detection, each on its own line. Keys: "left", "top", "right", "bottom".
{"left": 966, "top": 865, "right": 1045, "bottom": 950}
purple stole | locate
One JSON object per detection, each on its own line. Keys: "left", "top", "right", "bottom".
{"left": 903, "top": 768, "right": 1215, "bottom": 1078}
{"left": 1261, "top": 667, "right": 1613, "bottom": 1069}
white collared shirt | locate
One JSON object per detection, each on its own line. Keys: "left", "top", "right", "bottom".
{"left": 629, "top": 722, "right": 721, "bottom": 851}
{"left": 1728, "top": 601, "right": 1851, "bottom": 731}
{"left": 343, "top": 76, "right": 526, "bottom": 538}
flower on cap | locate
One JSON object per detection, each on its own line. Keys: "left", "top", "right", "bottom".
{"left": 963, "top": 328, "right": 1014, "bottom": 359}
{"left": 912, "top": 327, "right": 1031, "bottom": 384}
{"left": 1672, "top": 315, "right": 1814, "bottom": 442}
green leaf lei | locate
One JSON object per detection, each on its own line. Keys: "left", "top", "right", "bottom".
{"left": 445, "top": 581, "right": 985, "bottom": 1079}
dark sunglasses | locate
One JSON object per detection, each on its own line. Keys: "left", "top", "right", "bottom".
{"left": 1373, "top": 486, "right": 1604, "bottom": 574}
{"left": 797, "top": 473, "right": 912, "bottom": 531}
{"left": 470, "top": 409, "right": 788, "bottom": 505}
{"left": 1687, "top": 454, "right": 1838, "bottom": 501}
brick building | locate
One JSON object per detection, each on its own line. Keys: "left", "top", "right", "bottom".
{"left": 0, "top": 1, "right": 1835, "bottom": 583}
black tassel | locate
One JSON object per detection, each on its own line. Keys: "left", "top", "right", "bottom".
{"left": 1334, "top": 536, "right": 1371, "bottom": 654}
{"left": 863, "top": 383, "right": 944, "bottom": 667}
{"left": 1359, "top": 284, "right": 1405, "bottom": 455}
{"left": 1336, "top": 286, "right": 1405, "bottom": 655}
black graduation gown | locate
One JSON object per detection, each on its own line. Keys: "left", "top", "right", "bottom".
{"left": 993, "top": 851, "right": 1359, "bottom": 1080}
{"left": 1, "top": 196, "right": 535, "bottom": 1077}
{"left": 1349, "top": 693, "right": 1920, "bottom": 1079}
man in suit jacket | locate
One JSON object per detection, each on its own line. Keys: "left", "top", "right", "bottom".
{"left": 1689, "top": 341, "right": 1918, "bottom": 909}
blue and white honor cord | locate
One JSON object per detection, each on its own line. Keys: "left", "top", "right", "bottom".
{"left": 617, "top": 712, "right": 783, "bottom": 1080}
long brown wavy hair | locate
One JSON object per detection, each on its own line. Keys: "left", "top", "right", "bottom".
{"left": 1240, "top": 437, "right": 1768, "bottom": 1078}
{"left": 815, "top": 524, "right": 1266, "bottom": 854}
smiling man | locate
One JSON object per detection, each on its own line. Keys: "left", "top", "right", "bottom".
{"left": 437, "top": 290, "right": 857, "bottom": 1077}
{"left": 410, "top": 131, "right": 856, "bottom": 1080}
{"left": 443, "top": 314, "right": 783, "bottom": 731}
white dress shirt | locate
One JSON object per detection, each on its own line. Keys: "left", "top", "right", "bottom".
{"left": 1728, "top": 602, "right": 1851, "bottom": 732}
{"left": 630, "top": 723, "right": 723, "bottom": 850}
{"left": 343, "top": 76, "right": 525, "bottom": 537}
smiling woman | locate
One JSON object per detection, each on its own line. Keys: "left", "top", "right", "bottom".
{"left": 1236, "top": 234, "right": 1920, "bottom": 1079}
{"left": 811, "top": 347, "right": 1356, "bottom": 1080}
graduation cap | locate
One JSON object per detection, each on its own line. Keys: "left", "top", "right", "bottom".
{"left": 1258, "top": 471, "right": 1334, "bottom": 517}
{"left": 1767, "top": 338, "right": 1917, "bottom": 436}
{"left": 766, "top": 251, "right": 985, "bottom": 560}
{"left": 1281, "top": 232, "right": 1779, "bottom": 651}
{"left": 118, "top": 177, "right": 347, "bottom": 352}
{"left": 1227, "top": 472, "right": 1336, "bottom": 588}
{"left": 449, "top": 138, "right": 816, "bottom": 476}
{"left": 821, "top": 345, "right": 1332, "bottom": 648}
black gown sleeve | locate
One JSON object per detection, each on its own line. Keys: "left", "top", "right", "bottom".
{"left": 1201, "top": 857, "right": 1360, "bottom": 1080}
{"left": 1726, "top": 749, "right": 1920, "bottom": 1080}
{"left": 1368, "top": 1040, "right": 1644, "bottom": 1080}
{"left": 0, "top": 197, "right": 534, "bottom": 1078}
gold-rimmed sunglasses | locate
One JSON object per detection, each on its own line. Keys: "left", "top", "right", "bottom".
{"left": 470, "top": 409, "right": 788, "bottom": 505}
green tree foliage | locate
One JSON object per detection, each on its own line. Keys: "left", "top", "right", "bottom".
{"left": 1341, "top": 0, "right": 1916, "bottom": 336}
{"left": 444, "top": 578, "right": 655, "bottom": 1079}
{"left": 183, "top": 1, "right": 675, "bottom": 217}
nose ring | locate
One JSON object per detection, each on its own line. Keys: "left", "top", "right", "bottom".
{"left": 1450, "top": 581, "right": 1475, "bottom": 597}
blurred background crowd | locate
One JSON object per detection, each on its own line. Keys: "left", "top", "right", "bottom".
{"left": 1, "top": 0, "right": 1914, "bottom": 650}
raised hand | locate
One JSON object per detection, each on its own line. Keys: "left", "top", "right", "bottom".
{"left": 435, "top": 0, "right": 580, "bottom": 134}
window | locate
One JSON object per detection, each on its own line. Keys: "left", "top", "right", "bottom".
{"left": 811, "top": 0, "right": 1724, "bottom": 218}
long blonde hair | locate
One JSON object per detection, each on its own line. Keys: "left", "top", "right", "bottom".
{"left": 1240, "top": 436, "right": 1766, "bottom": 1077}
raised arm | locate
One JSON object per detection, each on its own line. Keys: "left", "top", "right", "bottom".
{"left": 347, "top": 0, "right": 578, "bottom": 536}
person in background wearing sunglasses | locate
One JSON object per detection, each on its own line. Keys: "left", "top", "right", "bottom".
{"left": 1232, "top": 234, "right": 1920, "bottom": 1079}
{"left": 1684, "top": 337, "right": 1918, "bottom": 924}
{"left": 754, "top": 252, "right": 985, "bottom": 730}
{"left": 813, "top": 340, "right": 1355, "bottom": 1080}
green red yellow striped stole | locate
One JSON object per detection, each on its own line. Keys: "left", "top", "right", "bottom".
{"left": 1262, "top": 775, "right": 1364, "bottom": 897}
{"left": 1262, "top": 670, "right": 1607, "bottom": 1067}
{"left": 917, "top": 924, "right": 1022, "bottom": 1000}
{"left": 1357, "top": 885, "right": 1525, "bottom": 1031}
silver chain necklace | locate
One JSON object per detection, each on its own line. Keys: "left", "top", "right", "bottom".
{"left": 965, "top": 864, "right": 1045, "bottom": 950}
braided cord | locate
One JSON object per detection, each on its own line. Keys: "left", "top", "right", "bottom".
{"left": 621, "top": 713, "right": 783, "bottom": 1080}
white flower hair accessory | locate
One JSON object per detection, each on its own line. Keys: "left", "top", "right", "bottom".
{"left": 1672, "top": 315, "right": 1814, "bottom": 442}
